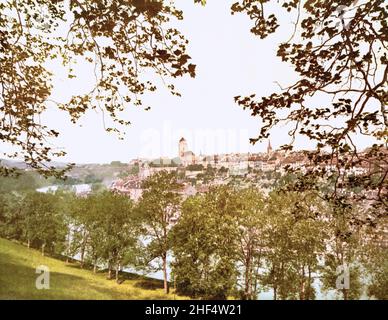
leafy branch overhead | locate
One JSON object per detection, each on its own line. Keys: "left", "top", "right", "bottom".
{"left": 230, "top": 0, "right": 387, "bottom": 213}
{"left": 0, "top": 0, "right": 196, "bottom": 175}
{"left": 1, "top": 0, "right": 386, "bottom": 216}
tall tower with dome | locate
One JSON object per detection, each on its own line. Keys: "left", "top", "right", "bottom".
{"left": 179, "top": 137, "right": 188, "bottom": 158}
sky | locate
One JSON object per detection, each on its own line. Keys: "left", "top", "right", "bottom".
{"left": 0, "top": 0, "right": 375, "bottom": 164}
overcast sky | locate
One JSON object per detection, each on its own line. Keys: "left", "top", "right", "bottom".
{"left": 0, "top": 0, "right": 375, "bottom": 164}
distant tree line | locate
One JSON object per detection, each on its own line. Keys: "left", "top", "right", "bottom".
{"left": 0, "top": 171, "right": 386, "bottom": 299}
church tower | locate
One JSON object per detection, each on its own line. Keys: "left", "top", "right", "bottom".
{"left": 179, "top": 137, "right": 188, "bottom": 158}
{"left": 267, "top": 139, "right": 273, "bottom": 155}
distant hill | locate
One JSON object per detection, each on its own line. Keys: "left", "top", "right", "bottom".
{"left": 0, "top": 159, "right": 29, "bottom": 170}
{"left": 0, "top": 159, "right": 133, "bottom": 188}
{"left": 0, "top": 159, "right": 68, "bottom": 169}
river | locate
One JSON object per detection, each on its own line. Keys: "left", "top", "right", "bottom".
{"left": 37, "top": 184, "right": 92, "bottom": 194}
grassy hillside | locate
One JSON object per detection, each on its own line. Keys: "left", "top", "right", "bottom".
{"left": 0, "top": 238, "right": 185, "bottom": 300}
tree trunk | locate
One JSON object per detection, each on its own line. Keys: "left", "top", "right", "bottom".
{"left": 162, "top": 254, "right": 169, "bottom": 294}
{"left": 273, "top": 287, "right": 277, "bottom": 300}
{"left": 108, "top": 260, "right": 113, "bottom": 279}
{"left": 80, "top": 245, "right": 85, "bottom": 268}
{"left": 307, "top": 265, "right": 312, "bottom": 300}
{"left": 253, "top": 274, "right": 258, "bottom": 299}
{"left": 115, "top": 261, "right": 121, "bottom": 283}
{"left": 244, "top": 251, "right": 252, "bottom": 300}
{"left": 80, "top": 232, "right": 87, "bottom": 268}
{"left": 41, "top": 243, "right": 45, "bottom": 256}
{"left": 27, "top": 239, "right": 30, "bottom": 248}
{"left": 343, "top": 289, "right": 348, "bottom": 300}
{"left": 299, "top": 266, "right": 305, "bottom": 300}
{"left": 66, "top": 230, "right": 71, "bottom": 264}
{"left": 93, "top": 256, "right": 98, "bottom": 273}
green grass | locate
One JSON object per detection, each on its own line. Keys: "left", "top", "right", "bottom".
{"left": 0, "top": 238, "right": 186, "bottom": 300}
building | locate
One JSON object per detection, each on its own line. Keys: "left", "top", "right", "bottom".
{"left": 179, "top": 137, "right": 196, "bottom": 166}
{"left": 179, "top": 137, "right": 188, "bottom": 157}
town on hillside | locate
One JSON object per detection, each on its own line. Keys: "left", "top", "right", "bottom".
{"left": 110, "top": 137, "right": 374, "bottom": 201}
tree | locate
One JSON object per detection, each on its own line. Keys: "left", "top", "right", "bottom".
{"left": 0, "top": 0, "right": 196, "bottom": 176}
{"left": 0, "top": 192, "right": 24, "bottom": 240}
{"left": 68, "top": 190, "right": 139, "bottom": 279}
{"left": 186, "top": 164, "right": 204, "bottom": 171}
{"left": 231, "top": 0, "right": 387, "bottom": 215}
{"left": 290, "top": 211, "right": 326, "bottom": 300}
{"left": 363, "top": 243, "right": 388, "bottom": 300}
{"left": 321, "top": 201, "right": 364, "bottom": 300}
{"left": 20, "top": 192, "right": 67, "bottom": 255}
{"left": 261, "top": 192, "right": 299, "bottom": 300}
{"left": 0, "top": 170, "right": 40, "bottom": 193}
{"left": 233, "top": 188, "right": 267, "bottom": 300}
{"left": 171, "top": 186, "right": 239, "bottom": 299}
{"left": 137, "top": 170, "right": 183, "bottom": 294}
{"left": 110, "top": 161, "right": 125, "bottom": 167}
{"left": 68, "top": 195, "right": 92, "bottom": 267}
{"left": 261, "top": 191, "right": 326, "bottom": 300}
{"left": 92, "top": 191, "right": 139, "bottom": 282}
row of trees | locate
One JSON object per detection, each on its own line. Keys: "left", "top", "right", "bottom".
{"left": 172, "top": 186, "right": 386, "bottom": 300}
{"left": 0, "top": 171, "right": 386, "bottom": 299}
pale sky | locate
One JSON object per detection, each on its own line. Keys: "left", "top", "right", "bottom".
{"left": 0, "top": 0, "right": 375, "bottom": 164}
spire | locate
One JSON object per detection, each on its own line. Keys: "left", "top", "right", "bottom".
{"left": 267, "top": 139, "right": 273, "bottom": 155}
